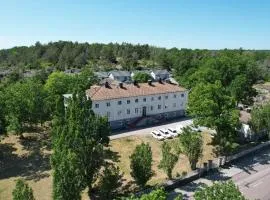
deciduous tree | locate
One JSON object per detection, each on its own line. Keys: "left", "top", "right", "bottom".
{"left": 158, "top": 142, "right": 178, "bottom": 179}
{"left": 178, "top": 127, "right": 203, "bottom": 170}
{"left": 194, "top": 181, "right": 246, "bottom": 200}
{"left": 130, "top": 143, "right": 153, "bottom": 188}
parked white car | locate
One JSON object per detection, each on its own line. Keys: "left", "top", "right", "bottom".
{"left": 167, "top": 128, "right": 178, "bottom": 137}
{"left": 190, "top": 125, "right": 201, "bottom": 132}
{"left": 151, "top": 130, "right": 164, "bottom": 140}
{"left": 159, "top": 129, "right": 173, "bottom": 139}
{"left": 176, "top": 124, "right": 184, "bottom": 133}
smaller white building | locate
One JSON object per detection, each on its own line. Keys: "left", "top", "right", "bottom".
{"left": 108, "top": 71, "right": 131, "bottom": 82}
{"left": 151, "top": 70, "right": 170, "bottom": 81}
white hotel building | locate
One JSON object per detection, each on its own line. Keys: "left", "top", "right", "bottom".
{"left": 84, "top": 80, "right": 188, "bottom": 130}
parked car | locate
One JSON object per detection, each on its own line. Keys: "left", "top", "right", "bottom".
{"left": 176, "top": 124, "right": 184, "bottom": 133}
{"left": 151, "top": 130, "right": 164, "bottom": 140}
{"left": 190, "top": 125, "right": 202, "bottom": 132}
{"left": 167, "top": 127, "right": 178, "bottom": 137}
{"left": 159, "top": 129, "right": 173, "bottom": 139}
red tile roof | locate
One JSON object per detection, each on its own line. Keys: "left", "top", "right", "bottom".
{"left": 86, "top": 82, "right": 187, "bottom": 101}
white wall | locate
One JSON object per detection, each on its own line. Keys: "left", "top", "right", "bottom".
{"left": 91, "top": 91, "right": 188, "bottom": 122}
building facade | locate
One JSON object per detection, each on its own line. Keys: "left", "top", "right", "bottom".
{"left": 85, "top": 81, "right": 188, "bottom": 130}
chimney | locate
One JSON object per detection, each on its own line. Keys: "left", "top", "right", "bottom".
{"left": 105, "top": 81, "right": 109, "bottom": 88}
{"left": 148, "top": 80, "right": 152, "bottom": 86}
{"left": 119, "top": 82, "right": 123, "bottom": 88}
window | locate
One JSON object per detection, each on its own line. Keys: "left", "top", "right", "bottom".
{"left": 127, "top": 109, "right": 130, "bottom": 114}
{"left": 135, "top": 99, "right": 139, "bottom": 103}
{"left": 174, "top": 94, "right": 177, "bottom": 98}
{"left": 106, "top": 112, "right": 110, "bottom": 117}
{"left": 95, "top": 104, "right": 99, "bottom": 108}
{"left": 150, "top": 106, "right": 153, "bottom": 111}
{"left": 143, "top": 98, "right": 146, "bottom": 102}
{"left": 135, "top": 108, "right": 139, "bottom": 113}
{"left": 173, "top": 103, "right": 176, "bottom": 107}
{"left": 181, "top": 93, "right": 185, "bottom": 97}
{"left": 165, "top": 96, "right": 168, "bottom": 99}
{"left": 127, "top": 100, "right": 130, "bottom": 104}
{"left": 117, "top": 111, "right": 122, "bottom": 116}
{"left": 158, "top": 96, "right": 161, "bottom": 100}
{"left": 158, "top": 105, "right": 161, "bottom": 109}
{"left": 118, "top": 101, "right": 122, "bottom": 105}
{"left": 106, "top": 102, "right": 110, "bottom": 107}
{"left": 151, "top": 97, "right": 154, "bottom": 101}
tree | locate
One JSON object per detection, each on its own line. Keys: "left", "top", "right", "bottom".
{"left": 188, "top": 81, "right": 240, "bottom": 155}
{"left": 194, "top": 181, "right": 246, "bottom": 200}
{"left": 158, "top": 142, "right": 178, "bottom": 179}
{"left": 51, "top": 92, "right": 110, "bottom": 199}
{"left": 130, "top": 143, "right": 153, "bottom": 188}
{"left": 3, "top": 79, "right": 48, "bottom": 134}
{"left": 250, "top": 103, "right": 270, "bottom": 137}
{"left": 51, "top": 148, "right": 84, "bottom": 200}
{"left": 97, "top": 163, "right": 123, "bottom": 199}
{"left": 12, "top": 179, "right": 35, "bottom": 200}
{"left": 132, "top": 72, "right": 152, "bottom": 83}
{"left": 44, "top": 71, "right": 75, "bottom": 116}
{"left": 229, "top": 74, "right": 256, "bottom": 105}
{"left": 178, "top": 127, "right": 203, "bottom": 170}
{"left": 123, "top": 188, "right": 183, "bottom": 200}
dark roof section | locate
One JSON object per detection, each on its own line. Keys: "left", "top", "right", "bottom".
{"left": 109, "top": 70, "right": 131, "bottom": 77}
{"left": 152, "top": 69, "right": 170, "bottom": 75}
{"left": 94, "top": 72, "right": 109, "bottom": 79}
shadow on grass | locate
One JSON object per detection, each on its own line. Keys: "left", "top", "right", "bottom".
{"left": 0, "top": 134, "right": 51, "bottom": 182}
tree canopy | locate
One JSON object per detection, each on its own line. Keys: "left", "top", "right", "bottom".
{"left": 194, "top": 181, "right": 246, "bottom": 200}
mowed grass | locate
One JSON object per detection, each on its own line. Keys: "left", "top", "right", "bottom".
{"left": 0, "top": 131, "right": 215, "bottom": 199}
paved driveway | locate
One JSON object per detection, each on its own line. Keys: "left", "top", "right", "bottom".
{"left": 109, "top": 118, "right": 193, "bottom": 140}
{"left": 168, "top": 147, "right": 270, "bottom": 200}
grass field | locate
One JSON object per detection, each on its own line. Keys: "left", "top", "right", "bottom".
{"left": 0, "top": 131, "right": 215, "bottom": 200}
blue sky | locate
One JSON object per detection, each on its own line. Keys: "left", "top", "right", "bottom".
{"left": 1, "top": 0, "right": 270, "bottom": 49}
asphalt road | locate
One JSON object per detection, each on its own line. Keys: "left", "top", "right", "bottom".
{"left": 109, "top": 118, "right": 193, "bottom": 140}
{"left": 169, "top": 147, "right": 270, "bottom": 200}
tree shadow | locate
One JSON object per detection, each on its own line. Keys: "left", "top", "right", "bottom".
{"left": 104, "top": 148, "right": 121, "bottom": 163}
{"left": 0, "top": 135, "right": 51, "bottom": 182}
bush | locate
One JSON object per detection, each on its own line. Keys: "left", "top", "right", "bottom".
{"left": 12, "top": 179, "right": 35, "bottom": 200}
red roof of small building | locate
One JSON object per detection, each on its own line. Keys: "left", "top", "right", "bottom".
{"left": 86, "top": 82, "right": 187, "bottom": 101}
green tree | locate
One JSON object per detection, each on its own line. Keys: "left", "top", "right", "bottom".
{"left": 132, "top": 72, "right": 152, "bottom": 83}
{"left": 188, "top": 81, "right": 240, "bottom": 155}
{"left": 123, "top": 188, "right": 183, "bottom": 200}
{"left": 194, "top": 181, "right": 246, "bottom": 200}
{"left": 51, "top": 148, "right": 83, "bottom": 200}
{"left": 250, "top": 103, "right": 270, "bottom": 137}
{"left": 158, "top": 142, "right": 178, "bottom": 179}
{"left": 130, "top": 143, "right": 153, "bottom": 188}
{"left": 3, "top": 79, "right": 48, "bottom": 134}
{"left": 12, "top": 179, "right": 35, "bottom": 200}
{"left": 51, "top": 92, "right": 110, "bottom": 199}
{"left": 44, "top": 71, "right": 75, "bottom": 116}
{"left": 229, "top": 74, "right": 257, "bottom": 105}
{"left": 97, "top": 163, "right": 123, "bottom": 199}
{"left": 178, "top": 127, "right": 203, "bottom": 170}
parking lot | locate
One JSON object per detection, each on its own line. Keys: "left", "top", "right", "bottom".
{"left": 110, "top": 118, "right": 193, "bottom": 140}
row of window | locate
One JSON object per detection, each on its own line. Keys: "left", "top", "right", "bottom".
{"left": 95, "top": 93, "right": 185, "bottom": 108}
{"left": 106, "top": 103, "right": 179, "bottom": 117}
